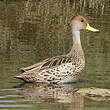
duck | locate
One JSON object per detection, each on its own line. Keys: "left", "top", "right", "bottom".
{"left": 15, "top": 15, "right": 99, "bottom": 84}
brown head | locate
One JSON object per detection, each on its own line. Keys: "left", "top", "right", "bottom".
{"left": 71, "top": 15, "right": 99, "bottom": 32}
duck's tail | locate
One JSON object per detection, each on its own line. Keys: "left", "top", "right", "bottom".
{"left": 14, "top": 72, "right": 39, "bottom": 83}
{"left": 14, "top": 74, "right": 26, "bottom": 81}
{"left": 14, "top": 75, "right": 23, "bottom": 79}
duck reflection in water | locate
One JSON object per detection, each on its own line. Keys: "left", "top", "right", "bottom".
{"left": 15, "top": 83, "right": 84, "bottom": 110}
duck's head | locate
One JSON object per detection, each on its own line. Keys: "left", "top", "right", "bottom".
{"left": 71, "top": 15, "right": 99, "bottom": 32}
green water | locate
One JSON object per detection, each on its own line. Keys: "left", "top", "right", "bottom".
{"left": 0, "top": 0, "right": 110, "bottom": 110}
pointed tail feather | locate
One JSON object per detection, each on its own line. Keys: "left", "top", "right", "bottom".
{"left": 14, "top": 74, "right": 28, "bottom": 82}
{"left": 14, "top": 75, "right": 24, "bottom": 80}
{"left": 14, "top": 73, "right": 35, "bottom": 82}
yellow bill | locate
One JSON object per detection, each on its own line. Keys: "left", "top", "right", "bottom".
{"left": 86, "top": 23, "right": 99, "bottom": 32}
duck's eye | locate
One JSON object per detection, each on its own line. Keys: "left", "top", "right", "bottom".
{"left": 81, "top": 19, "right": 84, "bottom": 22}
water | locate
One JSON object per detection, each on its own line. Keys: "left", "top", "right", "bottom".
{"left": 0, "top": 0, "right": 110, "bottom": 110}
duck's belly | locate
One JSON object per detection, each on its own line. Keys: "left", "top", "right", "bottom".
{"left": 59, "top": 74, "right": 81, "bottom": 84}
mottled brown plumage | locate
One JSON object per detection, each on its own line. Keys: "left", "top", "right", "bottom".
{"left": 15, "top": 15, "right": 99, "bottom": 84}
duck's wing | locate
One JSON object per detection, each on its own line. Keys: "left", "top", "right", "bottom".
{"left": 40, "top": 55, "right": 72, "bottom": 70}
{"left": 20, "top": 61, "right": 45, "bottom": 72}
{"left": 21, "top": 55, "right": 72, "bottom": 72}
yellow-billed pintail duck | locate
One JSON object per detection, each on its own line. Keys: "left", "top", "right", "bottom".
{"left": 15, "top": 15, "right": 99, "bottom": 84}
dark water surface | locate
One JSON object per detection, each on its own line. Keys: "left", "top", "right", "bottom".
{"left": 0, "top": 0, "right": 110, "bottom": 110}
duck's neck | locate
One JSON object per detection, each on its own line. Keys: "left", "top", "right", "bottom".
{"left": 72, "top": 30, "right": 81, "bottom": 44}
{"left": 68, "top": 30, "right": 83, "bottom": 56}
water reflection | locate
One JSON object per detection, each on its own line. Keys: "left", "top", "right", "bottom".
{"left": 15, "top": 83, "right": 84, "bottom": 110}
{"left": 0, "top": 88, "right": 32, "bottom": 109}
